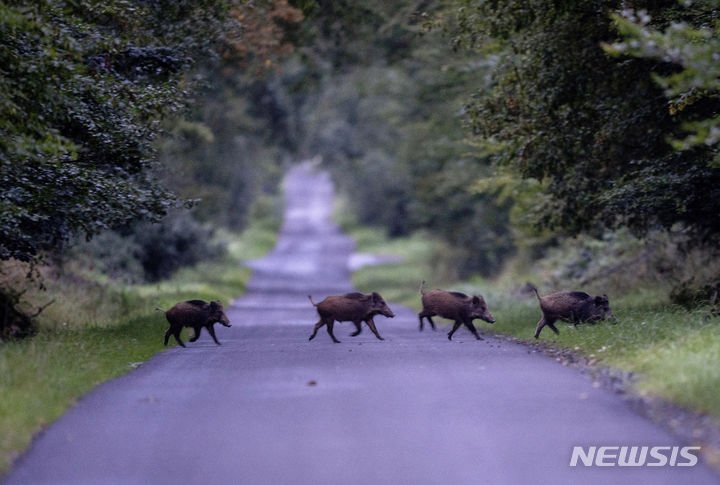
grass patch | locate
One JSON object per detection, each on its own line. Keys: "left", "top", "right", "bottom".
{"left": 339, "top": 199, "right": 458, "bottom": 308}
{"left": 348, "top": 226, "right": 720, "bottom": 419}
{"left": 0, "top": 221, "right": 277, "bottom": 476}
{"left": 491, "top": 295, "right": 720, "bottom": 416}
{"left": 350, "top": 228, "right": 438, "bottom": 307}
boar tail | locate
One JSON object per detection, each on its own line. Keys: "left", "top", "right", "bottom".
{"left": 528, "top": 283, "right": 541, "bottom": 301}
{"left": 419, "top": 280, "right": 427, "bottom": 295}
{"left": 154, "top": 307, "right": 166, "bottom": 313}
{"left": 308, "top": 295, "right": 318, "bottom": 307}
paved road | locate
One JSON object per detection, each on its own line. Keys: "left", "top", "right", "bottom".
{"left": 5, "top": 163, "right": 717, "bottom": 484}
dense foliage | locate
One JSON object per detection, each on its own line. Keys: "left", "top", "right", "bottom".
{"left": 0, "top": 0, "right": 304, "bottom": 337}
{"left": 455, "top": 0, "right": 720, "bottom": 243}
{"left": 289, "top": 1, "right": 515, "bottom": 277}
{"left": 0, "top": 0, "right": 235, "bottom": 263}
{"left": 286, "top": 0, "right": 719, "bottom": 279}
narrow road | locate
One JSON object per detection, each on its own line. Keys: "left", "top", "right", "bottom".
{"left": 5, "top": 163, "right": 717, "bottom": 484}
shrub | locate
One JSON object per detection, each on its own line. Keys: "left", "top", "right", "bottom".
{"left": 68, "top": 211, "right": 226, "bottom": 283}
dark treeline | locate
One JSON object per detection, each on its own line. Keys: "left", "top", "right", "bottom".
{"left": 1, "top": 0, "right": 719, "bottom": 337}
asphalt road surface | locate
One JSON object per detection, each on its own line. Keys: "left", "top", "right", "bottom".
{"left": 5, "top": 163, "right": 718, "bottom": 485}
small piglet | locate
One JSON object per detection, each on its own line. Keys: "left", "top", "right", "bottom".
{"left": 532, "top": 287, "right": 613, "bottom": 338}
{"left": 163, "top": 300, "right": 231, "bottom": 347}
{"left": 418, "top": 282, "right": 496, "bottom": 340}
{"left": 308, "top": 292, "right": 395, "bottom": 343}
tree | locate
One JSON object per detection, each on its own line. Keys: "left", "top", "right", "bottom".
{"left": 604, "top": 1, "right": 720, "bottom": 162}
{"left": 0, "top": 0, "right": 237, "bottom": 264}
{"left": 159, "top": 0, "right": 304, "bottom": 230}
{"left": 290, "top": 0, "right": 515, "bottom": 276}
{"left": 454, "top": 0, "right": 720, "bottom": 244}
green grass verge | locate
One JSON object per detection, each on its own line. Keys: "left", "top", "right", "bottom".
{"left": 0, "top": 223, "right": 277, "bottom": 475}
{"left": 349, "top": 227, "right": 439, "bottom": 307}
{"left": 350, "top": 226, "right": 720, "bottom": 419}
{"left": 490, "top": 296, "right": 720, "bottom": 417}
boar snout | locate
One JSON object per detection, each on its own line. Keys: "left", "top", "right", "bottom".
{"left": 218, "top": 313, "right": 232, "bottom": 327}
{"left": 472, "top": 295, "right": 495, "bottom": 324}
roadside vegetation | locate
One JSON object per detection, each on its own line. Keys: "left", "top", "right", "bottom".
{"left": 316, "top": 0, "right": 720, "bottom": 435}
{"left": 349, "top": 224, "right": 720, "bottom": 421}
{"left": 0, "top": 214, "right": 278, "bottom": 475}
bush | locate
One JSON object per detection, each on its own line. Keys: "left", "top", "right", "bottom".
{"left": 133, "top": 212, "right": 226, "bottom": 282}
{"left": 670, "top": 279, "right": 720, "bottom": 314}
{"left": 68, "top": 211, "right": 226, "bottom": 283}
{"left": 0, "top": 290, "right": 36, "bottom": 342}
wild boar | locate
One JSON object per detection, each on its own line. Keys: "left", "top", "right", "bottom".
{"left": 308, "top": 292, "right": 395, "bottom": 343}
{"left": 532, "top": 287, "right": 613, "bottom": 338}
{"left": 418, "top": 282, "right": 496, "bottom": 341}
{"left": 163, "top": 300, "right": 231, "bottom": 347}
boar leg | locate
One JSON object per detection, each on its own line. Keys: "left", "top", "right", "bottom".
{"left": 206, "top": 324, "right": 222, "bottom": 345}
{"left": 188, "top": 326, "right": 202, "bottom": 342}
{"left": 164, "top": 327, "right": 173, "bottom": 346}
{"left": 463, "top": 320, "right": 483, "bottom": 340}
{"left": 418, "top": 312, "right": 437, "bottom": 331}
{"left": 350, "top": 320, "right": 362, "bottom": 337}
{"left": 308, "top": 320, "right": 325, "bottom": 341}
{"left": 546, "top": 321, "right": 560, "bottom": 335}
{"left": 365, "top": 318, "right": 385, "bottom": 341}
{"left": 533, "top": 318, "right": 546, "bottom": 338}
{"left": 326, "top": 320, "right": 341, "bottom": 343}
{"left": 448, "top": 320, "right": 462, "bottom": 340}
{"left": 171, "top": 327, "right": 186, "bottom": 347}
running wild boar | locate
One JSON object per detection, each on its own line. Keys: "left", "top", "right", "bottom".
{"left": 532, "top": 287, "right": 613, "bottom": 338}
{"left": 418, "top": 282, "right": 496, "bottom": 341}
{"left": 308, "top": 292, "right": 395, "bottom": 343}
{"left": 163, "top": 300, "right": 231, "bottom": 347}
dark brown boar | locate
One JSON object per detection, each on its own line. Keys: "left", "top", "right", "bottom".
{"left": 532, "top": 287, "right": 613, "bottom": 338}
{"left": 163, "top": 300, "right": 231, "bottom": 347}
{"left": 307, "top": 292, "right": 395, "bottom": 343}
{"left": 418, "top": 282, "right": 496, "bottom": 341}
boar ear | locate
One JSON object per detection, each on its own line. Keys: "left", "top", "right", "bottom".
{"left": 209, "top": 300, "right": 221, "bottom": 310}
{"left": 595, "top": 295, "right": 607, "bottom": 304}
{"left": 472, "top": 295, "right": 481, "bottom": 305}
{"left": 371, "top": 292, "right": 381, "bottom": 303}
